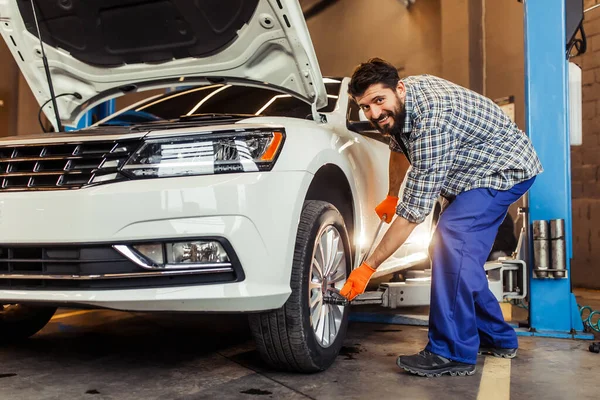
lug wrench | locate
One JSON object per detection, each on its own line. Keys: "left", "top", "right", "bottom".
{"left": 323, "top": 214, "right": 387, "bottom": 306}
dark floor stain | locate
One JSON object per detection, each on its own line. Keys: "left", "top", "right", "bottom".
{"left": 386, "top": 353, "right": 396, "bottom": 357}
{"left": 85, "top": 389, "right": 100, "bottom": 395}
{"left": 374, "top": 329, "right": 403, "bottom": 332}
{"left": 339, "top": 345, "right": 361, "bottom": 360}
{"left": 240, "top": 388, "right": 272, "bottom": 395}
{"left": 0, "top": 373, "right": 17, "bottom": 379}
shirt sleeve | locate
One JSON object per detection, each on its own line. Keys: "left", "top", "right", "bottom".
{"left": 395, "top": 110, "right": 455, "bottom": 224}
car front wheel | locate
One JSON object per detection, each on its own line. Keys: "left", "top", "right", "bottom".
{"left": 249, "top": 200, "right": 351, "bottom": 372}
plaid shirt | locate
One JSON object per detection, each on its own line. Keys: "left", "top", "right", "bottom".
{"left": 390, "top": 75, "right": 543, "bottom": 224}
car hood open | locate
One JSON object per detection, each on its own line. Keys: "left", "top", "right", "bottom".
{"left": 0, "top": 0, "right": 326, "bottom": 129}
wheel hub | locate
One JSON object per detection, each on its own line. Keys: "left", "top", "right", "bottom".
{"left": 309, "top": 225, "right": 347, "bottom": 348}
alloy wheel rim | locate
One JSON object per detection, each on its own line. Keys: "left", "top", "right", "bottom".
{"left": 308, "top": 225, "right": 347, "bottom": 348}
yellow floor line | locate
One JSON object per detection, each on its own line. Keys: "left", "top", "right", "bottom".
{"left": 50, "top": 310, "right": 97, "bottom": 320}
{"left": 477, "top": 357, "right": 511, "bottom": 400}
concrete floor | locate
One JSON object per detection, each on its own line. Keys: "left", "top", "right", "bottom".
{"left": 0, "top": 291, "right": 599, "bottom": 400}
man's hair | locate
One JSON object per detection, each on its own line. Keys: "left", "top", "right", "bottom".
{"left": 347, "top": 58, "right": 400, "bottom": 98}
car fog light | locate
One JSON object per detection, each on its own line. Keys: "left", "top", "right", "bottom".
{"left": 166, "top": 241, "right": 230, "bottom": 264}
{"left": 133, "top": 243, "right": 164, "bottom": 265}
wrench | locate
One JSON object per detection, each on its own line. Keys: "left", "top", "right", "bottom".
{"left": 323, "top": 214, "right": 388, "bottom": 306}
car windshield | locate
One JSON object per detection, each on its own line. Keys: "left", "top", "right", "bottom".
{"left": 100, "top": 80, "right": 342, "bottom": 126}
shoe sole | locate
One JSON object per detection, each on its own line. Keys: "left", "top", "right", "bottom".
{"left": 477, "top": 350, "right": 517, "bottom": 359}
{"left": 397, "top": 363, "right": 476, "bottom": 378}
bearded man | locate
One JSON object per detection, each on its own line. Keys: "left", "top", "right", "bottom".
{"left": 339, "top": 58, "right": 543, "bottom": 377}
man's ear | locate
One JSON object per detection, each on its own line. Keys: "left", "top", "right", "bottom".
{"left": 396, "top": 81, "right": 406, "bottom": 97}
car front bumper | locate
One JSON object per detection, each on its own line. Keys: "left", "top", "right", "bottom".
{"left": 0, "top": 171, "right": 313, "bottom": 312}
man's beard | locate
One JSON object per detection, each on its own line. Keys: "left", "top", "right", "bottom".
{"left": 370, "top": 100, "right": 405, "bottom": 136}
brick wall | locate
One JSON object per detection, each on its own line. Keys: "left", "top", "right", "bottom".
{"left": 570, "top": 0, "right": 600, "bottom": 288}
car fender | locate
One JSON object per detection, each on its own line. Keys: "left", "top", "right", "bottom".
{"left": 238, "top": 116, "right": 387, "bottom": 266}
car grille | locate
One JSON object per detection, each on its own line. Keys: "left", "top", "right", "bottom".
{"left": 0, "top": 245, "right": 242, "bottom": 290}
{"left": 0, "top": 139, "right": 141, "bottom": 191}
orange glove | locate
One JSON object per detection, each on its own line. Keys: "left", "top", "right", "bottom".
{"left": 375, "top": 195, "right": 398, "bottom": 223}
{"left": 339, "top": 262, "right": 376, "bottom": 301}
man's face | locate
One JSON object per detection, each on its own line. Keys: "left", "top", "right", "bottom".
{"left": 354, "top": 82, "right": 406, "bottom": 134}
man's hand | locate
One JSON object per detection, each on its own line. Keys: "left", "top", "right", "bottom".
{"left": 340, "top": 262, "right": 376, "bottom": 301}
{"left": 375, "top": 195, "right": 398, "bottom": 223}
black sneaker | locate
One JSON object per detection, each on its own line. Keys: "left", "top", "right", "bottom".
{"left": 478, "top": 347, "right": 517, "bottom": 359}
{"left": 396, "top": 350, "right": 476, "bottom": 377}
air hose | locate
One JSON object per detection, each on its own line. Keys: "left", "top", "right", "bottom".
{"left": 579, "top": 305, "right": 600, "bottom": 333}
{"left": 577, "top": 305, "right": 600, "bottom": 354}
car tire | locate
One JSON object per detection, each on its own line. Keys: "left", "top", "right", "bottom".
{"left": 0, "top": 304, "right": 56, "bottom": 341}
{"left": 248, "top": 200, "right": 351, "bottom": 372}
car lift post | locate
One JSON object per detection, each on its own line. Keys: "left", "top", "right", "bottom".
{"left": 519, "top": 0, "right": 592, "bottom": 339}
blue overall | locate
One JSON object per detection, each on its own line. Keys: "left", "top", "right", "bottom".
{"left": 425, "top": 177, "right": 535, "bottom": 364}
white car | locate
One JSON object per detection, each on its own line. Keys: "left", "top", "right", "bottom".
{"left": 0, "top": 0, "right": 439, "bottom": 372}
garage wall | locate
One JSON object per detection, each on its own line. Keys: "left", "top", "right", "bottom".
{"left": 0, "top": 37, "right": 48, "bottom": 137}
{"left": 570, "top": 0, "right": 600, "bottom": 288}
{"left": 0, "top": 39, "right": 21, "bottom": 137}
{"left": 16, "top": 74, "right": 44, "bottom": 136}
{"left": 483, "top": 0, "right": 525, "bottom": 130}
{"left": 305, "top": 0, "right": 442, "bottom": 78}
{"left": 482, "top": 0, "right": 525, "bottom": 240}
{"left": 440, "top": 0, "right": 470, "bottom": 89}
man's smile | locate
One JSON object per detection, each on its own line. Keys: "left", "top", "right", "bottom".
{"left": 378, "top": 115, "right": 391, "bottom": 124}
{"left": 373, "top": 112, "right": 394, "bottom": 131}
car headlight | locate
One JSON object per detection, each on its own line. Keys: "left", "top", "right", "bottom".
{"left": 118, "top": 130, "right": 284, "bottom": 179}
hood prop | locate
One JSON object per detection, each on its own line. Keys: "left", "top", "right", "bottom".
{"left": 30, "top": 0, "right": 63, "bottom": 132}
